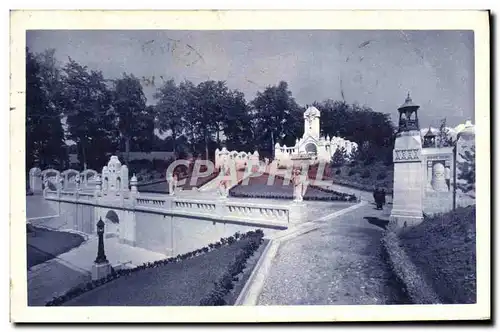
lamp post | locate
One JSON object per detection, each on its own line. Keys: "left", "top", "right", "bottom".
{"left": 94, "top": 217, "right": 108, "bottom": 264}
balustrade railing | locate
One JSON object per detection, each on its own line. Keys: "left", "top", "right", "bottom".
{"left": 174, "top": 199, "right": 216, "bottom": 214}
{"left": 44, "top": 191, "right": 293, "bottom": 225}
{"left": 136, "top": 196, "right": 166, "bottom": 207}
{"left": 225, "top": 202, "right": 289, "bottom": 223}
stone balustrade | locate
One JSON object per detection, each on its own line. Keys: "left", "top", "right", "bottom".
{"left": 44, "top": 189, "right": 299, "bottom": 228}
{"left": 136, "top": 196, "right": 167, "bottom": 208}
{"left": 224, "top": 202, "right": 289, "bottom": 224}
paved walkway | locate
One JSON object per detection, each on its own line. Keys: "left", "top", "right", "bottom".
{"left": 256, "top": 201, "right": 408, "bottom": 305}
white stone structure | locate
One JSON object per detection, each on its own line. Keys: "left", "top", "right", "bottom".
{"left": 390, "top": 94, "right": 477, "bottom": 224}
{"left": 29, "top": 167, "right": 42, "bottom": 193}
{"left": 390, "top": 94, "right": 424, "bottom": 229}
{"left": 167, "top": 172, "right": 178, "bottom": 196}
{"left": 292, "top": 169, "right": 308, "bottom": 202}
{"left": 215, "top": 148, "right": 259, "bottom": 171}
{"left": 101, "top": 156, "right": 130, "bottom": 196}
{"left": 274, "top": 106, "right": 358, "bottom": 166}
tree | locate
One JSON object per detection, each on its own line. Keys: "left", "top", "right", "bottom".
{"left": 222, "top": 90, "right": 254, "bottom": 152}
{"left": 437, "top": 118, "right": 454, "bottom": 148}
{"left": 154, "top": 79, "right": 188, "bottom": 158}
{"left": 185, "top": 80, "right": 231, "bottom": 160}
{"left": 26, "top": 48, "right": 67, "bottom": 170}
{"left": 60, "top": 57, "right": 117, "bottom": 170}
{"left": 457, "top": 145, "right": 476, "bottom": 193}
{"left": 314, "top": 99, "right": 395, "bottom": 163}
{"left": 331, "top": 147, "right": 347, "bottom": 167}
{"left": 251, "top": 81, "right": 302, "bottom": 156}
{"left": 112, "top": 73, "right": 152, "bottom": 164}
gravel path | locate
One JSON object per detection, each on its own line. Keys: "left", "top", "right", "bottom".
{"left": 257, "top": 203, "right": 409, "bottom": 305}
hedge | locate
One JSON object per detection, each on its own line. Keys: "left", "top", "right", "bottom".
{"left": 199, "top": 230, "right": 264, "bottom": 305}
{"left": 228, "top": 190, "right": 356, "bottom": 202}
{"left": 45, "top": 229, "right": 265, "bottom": 306}
{"left": 381, "top": 231, "right": 441, "bottom": 304}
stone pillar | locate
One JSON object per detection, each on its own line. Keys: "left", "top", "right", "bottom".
{"left": 130, "top": 174, "right": 138, "bottom": 196}
{"left": 389, "top": 131, "right": 424, "bottom": 229}
{"left": 289, "top": 202, "right": 307, "bottom": 224}
{"left": 29, "top": 167, "right": 43, "bottom": 194}
{"left": 426, "top": 161, "right": 433, "bottom": 190}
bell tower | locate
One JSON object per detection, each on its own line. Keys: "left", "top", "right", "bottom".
{"left": 397, "top": 92, "right": 420, "bottom": 132}
{"left": 303, "top": 105, "right": 321, "bottom": 139}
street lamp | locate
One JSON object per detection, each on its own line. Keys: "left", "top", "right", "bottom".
{"left": 94, "top": 218, "right": 108, "bottom": 264}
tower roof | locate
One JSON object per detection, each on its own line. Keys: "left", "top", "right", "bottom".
{"left": 424, "top": 126, "right": 436, "bottom": 137}
{"left": 304, "top": 105, "right": 320, "bottom": 118}
{"left": 398, "top": 92, "right": 420, "bottom": 111}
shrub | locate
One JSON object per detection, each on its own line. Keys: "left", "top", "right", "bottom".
{"left": 376, "top": 172, "right": 387, "bottom": 180}
{"left": 335, "top": 169, "right": 341, "bottom": 175}
{"left": 363, "top": 157, "right": 375, "bottom": 166}
{"left": 361, "top": 170, "right": 371, "bottom": 178}
{"left": 199, "top": 231, "right": 265, "bottom": 306}
{"left": 348, "top": 169, "right": 356, "bottom": 176}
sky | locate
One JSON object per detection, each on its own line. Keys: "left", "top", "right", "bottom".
{"left": 27, "top": 30, "right": 474, "bottom": 129}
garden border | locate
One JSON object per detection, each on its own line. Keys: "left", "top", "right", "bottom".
{"left": 381, "top": 230, "right": 441, "bottom": 304}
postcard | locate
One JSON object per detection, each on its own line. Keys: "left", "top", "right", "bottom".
{"left": 10, "top": 9, "right": 490, "bottom": 322}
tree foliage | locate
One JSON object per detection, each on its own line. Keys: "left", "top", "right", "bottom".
{"left": 112, "top": 73, "right": 153, "bottom": 162}
{"left": 26, "top": 48, "right": 67, "bottom": 170}
{"left": 314, "top": 99, "right": 395, "bottom": 163}
{"left": 251, "top": 81, "right": 303, "bottom": 156}
{"left": 331, "top": 147, "right": 348, "bottom": 167}
{"left": 26, "top": 47, "right": 401, "bottom": 170}
{"left": 437, "top": 118, "right": 454, "bottom": 148}
{"left": 457, "top": 145, "right": 476, "bottom": 193}
{"left": 60, "top": 57, "right": 117, "bottom": 170}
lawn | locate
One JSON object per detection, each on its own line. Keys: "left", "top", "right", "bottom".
{"left": 229, "top": 173, "right": 356, "bottom": 201}
{"left": 398, "top": 205, "right": 476, "bottom": 304}
{"left": 62, "top": 235, "right": 266, "bottom": 306}
{"left": 27, "top": 225, "right": 85, "bottom": 269}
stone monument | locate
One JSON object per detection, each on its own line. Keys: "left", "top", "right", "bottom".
{"left": 167, "top": 172, "right": 178, "bottom": 196}
{"left": 101, "top": 155, "right": 129, "bottom": 197}
{"left": 29, "top": 167, "right": 42, "bottom": 194}
{"left": 274, "top": 106, "right": 358, "bottom": 166}
{"left": 389, "top": 93, "right": 424, "bottom": 229}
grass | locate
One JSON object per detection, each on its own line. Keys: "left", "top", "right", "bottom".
{"left": 388, "top": 206, "right": 476, "bottom": 304}
{"left": 27, "top": 225, "right": 85, "bottom": 269}
{"left": 62, "top": 236, "right": 266, "bottom": 306}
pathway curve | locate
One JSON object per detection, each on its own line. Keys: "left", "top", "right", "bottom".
{"left": 256, "top": 201, "right": 408, "bottom": 305}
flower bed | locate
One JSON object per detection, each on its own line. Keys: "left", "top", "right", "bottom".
{"left": 229, "top": 173, "right": 357, "bottom": 202}
{"left": 46, "top": 229, "right": 265, "bottom": 306}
